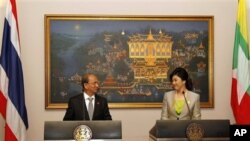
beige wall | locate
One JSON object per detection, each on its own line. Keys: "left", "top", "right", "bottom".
{"left": 1, "top": 0, "right": 249, "bottom": 140}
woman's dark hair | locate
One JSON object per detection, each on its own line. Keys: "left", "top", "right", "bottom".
{"left": 169, "top": 67, "right": 193, "bottom": 90}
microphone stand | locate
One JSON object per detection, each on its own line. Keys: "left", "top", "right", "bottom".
{"left": 183, "top": 91, "right": 192, "bottom": 120}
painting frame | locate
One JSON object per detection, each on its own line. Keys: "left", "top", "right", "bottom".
{"left": 45, "top": 15, "right": 214, "bottom": 109}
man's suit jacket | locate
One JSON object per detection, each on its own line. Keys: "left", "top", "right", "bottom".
{"left": 161, "top": 90, "right": 201, "bottom": 120}
{"left": 63, "top": 93, "right": 112, "bottom": 120}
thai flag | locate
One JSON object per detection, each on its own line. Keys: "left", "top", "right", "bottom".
{"left": 0, "top": 0, "right": 29, "bottom": 140}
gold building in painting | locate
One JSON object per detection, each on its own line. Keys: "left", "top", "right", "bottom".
{"left": 128, "top": 30, "right": 173, "bottom": 82}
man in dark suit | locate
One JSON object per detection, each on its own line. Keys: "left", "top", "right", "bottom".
{"left": 63, "top": 73, "right": 112, "bottom": 120}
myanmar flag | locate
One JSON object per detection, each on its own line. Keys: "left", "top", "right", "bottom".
{"left": 231, "top": 0, "right": 250, "bottom": 124}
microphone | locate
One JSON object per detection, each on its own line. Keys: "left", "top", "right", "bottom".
{"left": 183, "top": 91, "right": 192, "bottom": 120}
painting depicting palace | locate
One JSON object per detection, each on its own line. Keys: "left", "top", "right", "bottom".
{"left": 49, "top": 20, "right": 209, "bottom": 104}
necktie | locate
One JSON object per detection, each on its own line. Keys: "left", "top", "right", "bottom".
{"left": 88, "top": 97, "right": 94, "bottom": 120}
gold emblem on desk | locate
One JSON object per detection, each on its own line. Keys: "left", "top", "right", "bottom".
{"left": 186, "top": 123, "right": 204, "bottom": 141}
{"left": 73, "top": 125, "right": 92, "bottom": 141}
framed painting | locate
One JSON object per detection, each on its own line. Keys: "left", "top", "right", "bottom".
{"left": 45, "top": 15, "right": 214, "bottom": 109}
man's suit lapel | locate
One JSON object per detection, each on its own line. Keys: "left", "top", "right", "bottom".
{"left": 92, "top": 95, "right": 101, "bottom": 120}
{"left": 81, "top": 94, "right": 90, "bottom": 120}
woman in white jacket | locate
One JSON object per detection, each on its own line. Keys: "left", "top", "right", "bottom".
{"left": 161, "top": 67, "right": 201, "bottom": 120}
